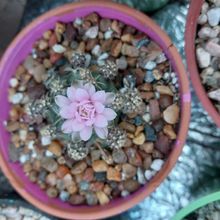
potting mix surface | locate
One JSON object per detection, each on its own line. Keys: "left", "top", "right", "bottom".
{"left": 1, "top": 0, "right": 220, "bottom": 220}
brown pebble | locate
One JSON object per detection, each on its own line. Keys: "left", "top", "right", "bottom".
{"left": 23, "top": 162, "right": 32, "bottom": 173}
{"left": 135, "top": 126, "right": 144, "bottom": 137}
{"left": 46, "top": 173, "right": 57, "bottom": 186}
{"left": 163, "top": 124, "right": 177, "bottom": 140}
{"left": 6, "top": 121, "right": 20, "bottom": 132}
{"left": 156, "top": 85, "right": 174, "bottom": 96}
{"left": 143, "top": 155, "right": 152, "bottom": 169}
{"left": 96, "top": 191, "right": 110, "bottom": 205}
{"left": 133, "top": 132, "right": 145, "bottom": 145}
{"left": 92, "top": 160, "right": 108, "bottom": 172}
{"left": 149, "top": 99, "right": 161, "bottom": 121}
{"left": 29, "top": 170, "right": 38, "bottom": 182}
{"left": 83, "top": 168, "right": 94, "bottom": 182}
{"left": 119, "top": 121, "right": 136, "bottom": 133}
{"left": 155, "top": 133, "right": 170, "bottom": 155}
{"left": 67, "top": 184, "right": 78, "bottom": 195}
{"left": 140, "top": 142, "right": 154, "bottom": 153}
{"left": 139, "top": 83, "right": 153, "bottom": 92}
{"left": 129, "top": 151, "right": 142, "bottom": 167}
{"left": 152, "top": 149, "right": 163, "bottom": 159}
{"left": 163, "top": 103, "right": 179, "bottom": 124}
{"left": 135, "top": 68, "right": 145, "bottom": 85}
{"left": 122, "top": 163, "right": 137, "bottom": 179}
{"left": 101, "top": 38, "right": 113, "bottom": 52}
{"left": 123, "top": 179, "right": 140, "bottom": 193}
{"left": 121, "top": 43, "right": 139, "bottom": 57}
{"left": 71, "top": 161, "right": 87, "bottom": 175}
{"left": 47, "top": 187, "right": 58, "bottom": 198}
{"left": 107, "top": 167, "right": 121, "bottom": 182}
{"left": 100, "top": 18, "right": 111, "bottom": 32}
{"left": 90, "top": 182, "right": 105, "bottom": 192}
{"left": 103, "top": 184, "right": 112, "bottom": 196}
{"left": 56, "top": 165, "right": 70, "bottom": 179}
{"left": 110, "top": 40, "right": 122, "bottom": 57}
{"left": 159, "top": 95, "right": 173, "bottom": 109}
{"left": 69, "top": 194, "right": 85, "bottom": 205}
{"left": 48, "top": 141, "right": 62, "bottom": 157}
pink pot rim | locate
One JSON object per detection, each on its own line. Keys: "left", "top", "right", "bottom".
{"left": 0, "top": 1, "right": 191, "bottom": 219}
{"left": 185, "top": 0, "right": 220, "bottom": 127}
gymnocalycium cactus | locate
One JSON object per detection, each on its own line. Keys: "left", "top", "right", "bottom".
{"left": 27, "top": 52, "right": 143, "bottom": 160}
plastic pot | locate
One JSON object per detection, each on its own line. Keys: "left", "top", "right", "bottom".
{"left": 172, "top": 191, "right": 220, "bottom": 220}
{"left": 0, "top": 1, "right": 191, "bottom": 219}
{"left": 185, "top": 0, "right": 220, "bottom": 127}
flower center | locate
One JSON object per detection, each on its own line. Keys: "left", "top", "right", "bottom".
{"left": 77, "top": 100, "right": 95, "bottom": 121}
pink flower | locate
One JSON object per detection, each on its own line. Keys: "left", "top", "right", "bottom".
{"left": 55, "top": 83, "right": 116, "bottom": 141}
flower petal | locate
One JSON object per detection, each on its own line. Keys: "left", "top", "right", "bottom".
{"left": 71, "top": 119, "right": 85, "bottom": 131}
{"left": 60, "top": 104, "right": 76, "bottom": 119}
{"left": 61, "top": 119, "right": 74, "bottom": 133}
{"left": 91, "top": 91, "right": 106, "bottom": 103}
{"left": 103, "top": 108, "right": 117, "bottom": 121}
{"left": 67, "top": 87, "right": 76, "bottom": 101}
{"left": 94, "top": 127, "right": 108, "bottom": 139}
{"left": 80, "top": 126, "right": 93, "bottom": 141}
{"left": 85, "top": 118, "right": 95, "bottom": 126}
{"left": 75, "top": 88, "right": 89, "bottom": 101}
{"left": 84, "top": 83, "right": 96, "bottom": 96}
{"left": 105, "top": 92, "right": 115, "bottom": 105}
{"left": 94, "top": 114, "right": 108, "bottom": 128}
{"left": 55, "top": 95, "right": 70, "bottom": 107}
{"left": 94, "top": 102, "right": 105, "bottom": 114}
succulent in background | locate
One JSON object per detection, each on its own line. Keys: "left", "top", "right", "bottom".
{"left": 66, "top": 142, "right": 89, "bottom": 161}
{"left": 99, "top": 60, "right": 118, "bottom": 80}
{"left": 70, "top": 53, "right": 86, "bottom": 68}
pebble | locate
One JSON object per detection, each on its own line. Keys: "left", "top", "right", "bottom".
{"left": 56, "top": 165, "right": 70, "bottom": 179}
{"left": 85, "top": 26, "right": 99, "bottom": 39}
{"left": 143, "top": 155, "right": 152, "bottom": 169}
{"left": 142, "top": 113, "right": 151, "bottom": 123}
{"left": 107, "top": 167, "right": 121, "bottom": 182}
{"left": 91, "top": 45, "right": 101, "bottom": 57}
{"left": 116, "top": 56, "right": 127, "bottom": 70}
{"left": 156, "top": 85, "right": 174, "bottom": 96}
{"left": 79, "top": 180, "right": 90, "bottom": 191}
{"left": 140, "top": 142, "right": 154, "bottom": 153}
{"left": 41, "top": 158, "right": 58, "bottom": 173}
{"left": 149, "top": 99, "right": 161, "bottom": 121}
{"left": 197, "top": 14, "right": 208, "bottom": 25}
{"left": 110, "top": 40, "right": 122, "bottom": 57}
{"left": 133, "top": 132, "right": 145, "bottom": 145}
{"left": 48, "top": 141, "right": 62, "bottom": 157}
{"left": 163, "top": 124, "right": 177, "bottom": 140}
{"left": 207, "top": 7, "right": 220, "bottom": 26}
{"left": 46, "top": 187, "right": 58, "bottom": 198}
{"left": 119, "top": 121, "right": 136, "bottom": 133}
{"left": 163, "top": 103, "right": 179, "bottom": 124}
{"left": 10, "top": 93, "right": 23, "bottom": 104}
{"left": 96, "top": 191, "right": 110, "bottom": 205}
{"left": 90, "top": 150, "right": 101, "bottom": 161}
{"left": 150, "top": 159, "right": 164, "bottom": 171}
{"left": 52, "top": 44, "right": 66, "bottom": 53}
{"left": 208, "top": 89, "right": 220, "bottom": 101}
{"left": 122, "top": 163, "right": 137, "bottom": 179}
{"left": 123, "top": 179, "right": 140, "bottom": 193}
{"left": 137, "top": 167, "right": 146, "bottom": 185}
{"left": 69, "top": 194, "right": 85, "bottom": 205}
{"left": 9, "top": 78, "right": 19, "bottom": 88}
{"left": 112, "top": 149, "right": 127, "bottom": 164}
{"left": 30, "top": 64, "right": 46, "bottom": 83}
{"left": 144, "top": 170, "right": 155, "bottom": 180}
{"left": 71, "top": 161, "right": 87, "bottom": 175}
{"left": 197, "top": 47, "right": 211, "bottom": 69}
{"left": 86, "top": 192, "right": 98, "bottom": 205}
{"left": 100, "top": 18, "right": 111, "bottom": 32}
{"left": 59, "top": 191, "right": 70, "bottom": 201}
{"left": 83, "top": 168, "right": 94, "bottom": 182}
{"left": 41, "top": 136, "right": 51, "bottom": 146}
{"left": 121, "top": 43, "right": 139, "bottom": 57}
{"left": 155, "top": 133, "right": 170, "bottom": 155}
{"left": 159, "top": 95, "right": 173, "bottom": 109}
{"left": 104, "top": 30, "right": 113, "bottom": 39}
{"left": 46, "top": 173, "right": 57, "bottom": 186}
{"left": 205, "top": 41, "right": 220, "bottom": 57}
{"left": 144, "top": 61, "right": 156, "bottom": 70}
{"left": 94, "top": 172, "right": 106, "bottom": 182}
{"left": 198, "top": 26, "right": 219, "bottom": 39}
{"left": 144, "top": 70, "right": 154, "bottom": 83}
{"left": 92, "top": 160, "right": 108, "bottom": 172}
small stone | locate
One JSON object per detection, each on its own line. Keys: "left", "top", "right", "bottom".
{"left": 121, "top": 33, "right": 133, "bottom": 43}
{"left": 121, "top": 43, "right": 139, "bottom": 57}
{"left": 119, "top": 121, "right": 136, "bottom": 133}
{"left": 135, "top": 125, "right": 144, "bottom": 135}
{"left": 150, "top": 159, "right": 164, "bottom": 171}
{"left": 144, "top": 71, "right": 154, "bottom": 83}
{"left": 122, "top": 163, "right": 137, "bottom": 179}
{"left": 46, "top": 173, "right": 57, "bottom": 186}
{"left": 69, "top": 194, "right": 85, "bottom": 205}
{"left": 121, "top": 190, "right": 130, "bottom": 197}
{"left": 96, "top": 191, "right": 110, "bottom": 205}
{"left": 107, "top": 167, "right": 121, "bottom": 182}
{"left": 208, "top": 89, "right": 220, "bottom": 102}
{"left": 65, "top": 23, "right": 76, "bottom": 41}
{"left": 94, "top": 172, "right": 106, "bottom": 182}
{"left": 91, "top": 45, "right": 101, "bottom": 57}
{"left": 205, "top": 41, "right": 220, "bottom": 57}
{"left": 142, "top": 113, "right": 151, "bottom": 123}
{"left": 9, "top": 78, "right": 19, "bottom": 88}
{"left": 198, "top": 26, "right": 219, "bottom": 39}
{"left": 143, "top": 155, "right": 152, "bottom": 169}
{"left": 90, "top": 150, "right": 101, "bottom": 161}
{"left": 85, "top": 26, "right": 99, "bottom": 39}
{"left": 163, "top": 103, "right": 179, "bottom": 124}
{"left": 47, "top": 187, "right": 58, "bottom": 198}
{"left": 144, "top": 170, "right": 155, "bottom": 180}
{"left": 41, "top": 136, "right": 51, "bottom": 146}
{"left": 38, "top": 40, "right": 48, "bottom": 50}
{"left": 144, "top": 61, "right": 156, "bottom": 70}
{"left": 137, "top": 167, "right": 146, "bottom": 185}
{"left": 10, "top": 93, "right": 23, "bottom": 104}
{"left": 112, "top": 149, "right": 127, "bottom": 164}
{"left": 110, "top": 40, "right": 122, "bottom": 57}
{"left": 59, "top": 191, "right": 70, "bottom": 201}
{"left": 197, "top": 14, "right": 208, "bottom": 25}
{"left": 52, "top": 44, "right": 66, "bottom": 53}
{"left": 79, "top": 180, "right": 90, "bottom": 191}
{"left": 71, "top": 161, "right": 87, "bottom": 175}
{"left": 123, "top": 179, "right": 140, "bottom": 193}
{"left": 41, "top": 158, "right": 58, "bottom": 173}
{"left": 133, "top": 133, "right": 145, "bottom": 145}
{"left": 100, "top": 18, "right": 111, "bottom": 32}
{"left": 83, "top": 168, "right": 94, "bottom": 182}
{"left": 207, "top": 7, "right": 220, "bottom": 26}
{"left": 128, "top": 151, "right": 142, "bottom": 167}
{"left": 163, "top": 124, "right": 177, "bottom": 140}
{"left": 30, "top": 64, "right": 46, "bottom": 83}
{"left": 90, "top": 182, "right": 105, "bottom": 192}
{"left": 56, "top": 165, "right": 70, "bottom": 179}
{"left": 149, "top": 99, "right": 161, "bottom": 121}
{"left": 116, "top": 56, "right": 127, "bottom": 70}
{"left": 152, "top": 149, "right": 163, "bottom": 159}
{"left": 86, "top": 192, "right": 98, "bottom": 206}
{"left": 140, "top": 142, "right": 154, "bottom": 153}
{"left": 92, "top": 160, "right": 108, "bottom": 172}
{"left": 48, "top": 141, "right": 62, "bottom": 157}
{"left": 156, "top": 85, "right": 174, "bottom": 96}
{"left": 111, "top": 20, "right": 121, "bottom": 35}
{"left": 196, "top": 47, "right": 211, "bottom": 68}
{"left": 6, "top": 121, "right": 19, "bottom": 132}
{"left": 159, "top": 95, "right": 173, "bottom": 109}
{"left": 155, "top": 133, "right": 170, "bottom": 155}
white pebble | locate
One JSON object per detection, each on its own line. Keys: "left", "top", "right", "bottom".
{"left": 207, "top": 7, "right": 220, "bottom": 27}
{"left": 92, "top": 45, "right": 101, "bottom": 57}
{"left": 74, "top": 18, "right": 82, "bottom": 26}
{"left": 104, "top": 30, "right": 113, "bottom": 39}
{"left": 19, "top": 130, "right": 27, "bottom": 141}
{"left": 85, "top": 54, "right": 92, "bottom": 67}
{"left": 85, "top": 26, "right": 99, "bottom": 39}
{"left": 45, "top": 150, "right": 53, "bottom": 157}
{"left": 98, "top": 53, "right": 109, "bottom": 61}
{"left": 196, "top": 47, "right": 211, "bottom": 68}
{"left": 52, "top": 44, "right": 66, "bottom": 53}
{"left": 137, "top": 167, "right": 146, "bottom": 185}
{"left": 121, "top": 190, "right": 130, "bottom": 197}
{"left": 144, "top": 61, "right": 156, "bottom": 70}
{"left": 10, "top": 93, "right": 23, "bottom": 104}
{"left": 9, "top": 78, "right": 19, "bottom": 88}
{"left": 41, "top": 136, "right": 51, "bottom": 146}
{"left": 197, "top": 14, "right": 207, "bottom": 25}
{"left": 142, "top": 113, "right": 151, "bottom": 123}
{"left": 28, "top": 140, "right": 35, "bottom": 150}
{"left": 150, "top": 159, "right": 164, "bottom": 171}
{"left": 144, "top": 170, "right": 154, "bottom": 180}
{"left": 19, "top": 155, "right": 29, "bottom": 164}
